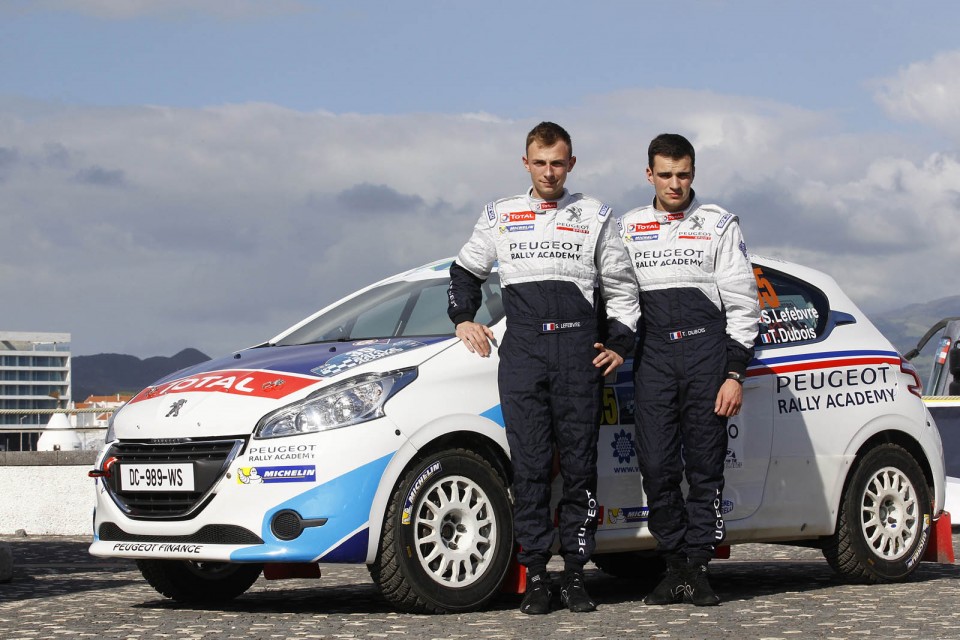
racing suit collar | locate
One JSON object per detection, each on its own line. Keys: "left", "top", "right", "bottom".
{"left": 653, "top": 192, "right": 699, "bottom": 224}
{"left": 526, "top": 187, "right": 572, "bottom": 212}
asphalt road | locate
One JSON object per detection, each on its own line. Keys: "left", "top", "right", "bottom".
{"left": 1, "top": 534, "right": 959, "bottom": 639}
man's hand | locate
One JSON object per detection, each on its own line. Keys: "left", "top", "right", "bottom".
{"left": 714, "top": 378, "right": 743, "bottom": 417}
{"left": 456, "top": 321, "right": 495, "bottom": 357}
{"left": 593, "top": 343, "right": 624, "bottom": 377}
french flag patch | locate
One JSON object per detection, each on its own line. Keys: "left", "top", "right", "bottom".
{"left": 543, "top": 323, "right": 557, "bottom": 332}
{"left": 669, "top": 331, "right": 683, "bottom": 341}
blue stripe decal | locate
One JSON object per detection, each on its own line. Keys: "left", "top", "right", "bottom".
{"left": 481, "top": 404, "right": 505, "bottom": 428}
{"left": 229, "top": 452, "right": 392, "bottom": 563}
{"left": 319, "top": 528, "right": 369, "bottom": 562}
{"left": 751, "top": 349, "right": 899, "bottom": 367}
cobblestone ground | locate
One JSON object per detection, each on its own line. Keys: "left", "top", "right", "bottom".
{"left": 0, "top": 534, "right": 958, "bottom": 639}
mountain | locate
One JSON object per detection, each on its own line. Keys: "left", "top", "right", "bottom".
{"left": 868, "top": 295, "right": 960, "bottom": 383}
{"left": 72, "top": 348, "right": 210, "bottom": 401}
{"left": 870, "top": 295, "right": 960, "bottom": 355}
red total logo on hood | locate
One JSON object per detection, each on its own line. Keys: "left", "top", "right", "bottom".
{"left": 129, "top": 369, "right": 320, "bottom": 404}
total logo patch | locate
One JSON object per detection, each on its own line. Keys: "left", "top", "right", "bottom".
{"left": 629, "top": 222, "right": 660, "bottom": 233}
{"left": 236, "top": 465, "right": 317, "bottom": 484}
{"left": 130, "top": 369, "right": 318, "bottom": 404}
{"left": 501, "top": 211, "right": 536, "bottom": 222}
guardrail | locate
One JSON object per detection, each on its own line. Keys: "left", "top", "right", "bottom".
{"left": 0, "top": 408, "right": 112, "bottom": 452}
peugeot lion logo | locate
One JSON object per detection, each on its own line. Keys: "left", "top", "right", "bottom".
{"left": 165, "top": 399, "right": 187, "bottom": 417}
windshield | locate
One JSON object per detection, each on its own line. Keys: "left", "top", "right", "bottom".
{"left": 275, "top": 275, "right": 504, "bottom": 346}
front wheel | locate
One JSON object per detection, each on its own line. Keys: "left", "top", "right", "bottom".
{"left": 137, "top": 559, "right": 263, "bottom": 603}
{"left": 370, "top": 449, "right": 514, "bottom": 613}
{"left": 823, "top": 443, "right": 932, "bottom": 582}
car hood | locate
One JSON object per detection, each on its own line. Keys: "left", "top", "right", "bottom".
{"left": 112, "top": 337, "right": 453, "bottom": 439}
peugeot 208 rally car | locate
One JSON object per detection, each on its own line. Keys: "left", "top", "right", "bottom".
{"left": 89, "top": 256, "right": 948, "bottom": 613}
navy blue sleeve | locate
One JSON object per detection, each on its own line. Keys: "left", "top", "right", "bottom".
{"left": 447, "top": 261, "right": 485, "bottom": 326}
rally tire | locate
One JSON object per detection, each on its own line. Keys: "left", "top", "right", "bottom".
{"left": 137, "top": 559, "right": 263, "bottom": 603}
{"left": 370, "top": 448, "right": 514, "bottom": 614}
{"left": 823, "top": 443, "right": 932, "bottom": 582}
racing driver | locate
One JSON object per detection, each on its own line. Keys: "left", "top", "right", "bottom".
{"left": 619, "top": 133, "right": 759, "bottom": 606}
{"left": 447, "top": 121, "right": 639, "bottom": 614}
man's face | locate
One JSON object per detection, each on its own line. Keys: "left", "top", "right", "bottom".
{"left": 647, "top": 154, "right": 695, "bottom": 213}
{"left": 523, "top": 140, "right": 575, "bottom": 201}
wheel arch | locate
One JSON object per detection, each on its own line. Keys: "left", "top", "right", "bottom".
{"left": 850, "top": 429, "right": 933, "bottom": 494}
{"left": 831, "top": 425, "right": 936, "bottom": 536}
{"left": 363, "top": 418, "right": 512, "bottom": 563}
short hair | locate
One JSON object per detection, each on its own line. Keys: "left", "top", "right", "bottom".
{"left": 526, "top": 121, "right": 573, "bottom": 156}
{"left": 648, "top": 133, "right": 695, "bottom": 169}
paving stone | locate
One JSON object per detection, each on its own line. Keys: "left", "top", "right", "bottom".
{"left": 0, "top": 534, "right": 958, "bottom": 638}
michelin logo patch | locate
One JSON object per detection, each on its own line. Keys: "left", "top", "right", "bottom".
{"left": 402, "top": 462, "right": 442, "bottom": 524}
{"left": 237, "top": 465, "right": 317, "bottom": 484}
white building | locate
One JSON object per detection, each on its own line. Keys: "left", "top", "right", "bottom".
{"left": 0, "top": 331, "right": 71, "bottom": 451}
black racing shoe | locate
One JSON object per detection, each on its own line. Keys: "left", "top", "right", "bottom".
{"left": 560, "top": 569, "right": 597, "bottom": 613}
{"left": 520, "top": 572, "right": 553, "bottom": 615}
{"left": 643, "top": 561, "right": 688, "bottom": 606}
{"left": 684, "top": 562, "right": 720, "bottom": 606}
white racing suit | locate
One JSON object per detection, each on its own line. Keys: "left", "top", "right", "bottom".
{"left": 619, "top": 195, "right": 759, "bottom": 564}
{"left": 448, "top": 188, "right": 639, "bottom": 572}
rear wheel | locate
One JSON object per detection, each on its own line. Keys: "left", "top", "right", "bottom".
{"left": 823, "top": 443, "right": 932, "bottom": 582}
{"left": 370, "top": 449, "right": 514, "bottom": 613}
{"left": 137, "top": 559, "right": 263, "bottom": 603}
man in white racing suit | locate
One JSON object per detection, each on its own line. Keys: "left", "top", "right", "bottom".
{"left": 619, "top": 133, "right": 759, "bottom": 606}
{"left": 448, "top": 121, "right": 639, "bottom": 614}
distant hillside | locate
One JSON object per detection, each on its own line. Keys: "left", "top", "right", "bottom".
{"left": 72, "top": 348, "right": 210, "bottom": 400}
{"left": 870, "top": 295, "right": 960, "bottom": 355}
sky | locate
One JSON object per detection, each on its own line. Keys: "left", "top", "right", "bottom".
{"left": 2, "top": 0, "right": 959, "bottom": 358}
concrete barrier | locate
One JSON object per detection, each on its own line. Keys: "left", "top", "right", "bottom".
{"left": 0, "top": 451, "right": 98, "bottom": 536}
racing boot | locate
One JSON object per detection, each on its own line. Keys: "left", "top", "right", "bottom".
{"left": 643, "top": 556, "right": 688, "bottom": 605}
{"left": 560, "top": 568, "right": 597, "bottom": 613}
{"left": 684, "top": 561, "right": 720, "bottom": 606}
{"left": 520, "top": 570, "right": 552, "bottom": 615}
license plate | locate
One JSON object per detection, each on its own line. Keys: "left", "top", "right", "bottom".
{"left": 120, "top": 463, "right": 195, "bottom": 492}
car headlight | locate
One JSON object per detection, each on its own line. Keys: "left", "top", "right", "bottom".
{"left": 254, "top": 368, "right": 417, "bottom": 439}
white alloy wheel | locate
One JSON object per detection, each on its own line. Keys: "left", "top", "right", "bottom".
{"left": 858, "top": 466, "right": 920, "bottom": 561}
{"left": 413, "top": 474, "right": 497, "bottom": 587}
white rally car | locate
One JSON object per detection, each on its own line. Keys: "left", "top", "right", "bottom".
{"left": 89, "top": 255, "right": 949, "bottom": 613}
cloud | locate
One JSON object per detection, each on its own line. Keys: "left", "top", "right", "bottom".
{"left": 336, "top": 183, "right": 425, "bottom": 214}
{"left": 74, "top": 165, "right": 125, "bottom": 186}
{"left": 0, "top": 88, "right": 956, "bottom": 358}
{"left": 873, "top": 50, "right": 960, "bottom": 141}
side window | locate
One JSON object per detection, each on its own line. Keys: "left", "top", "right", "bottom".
{"left": 752, "top": 264, "right": 830, "bottom": 347}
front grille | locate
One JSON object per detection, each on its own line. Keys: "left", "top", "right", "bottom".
{"left": 102, "top": 438, "right": 245, "bottom": 520}
{"left": 98, "top": 522, "right": 263, "bottom": 545}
